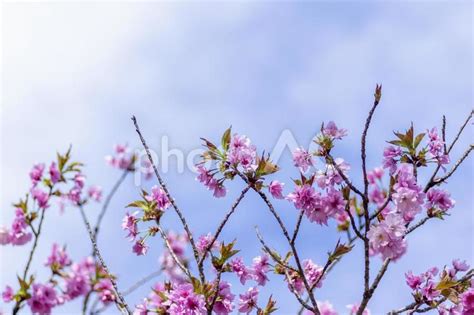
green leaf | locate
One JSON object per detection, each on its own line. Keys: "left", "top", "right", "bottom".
{"left": 126, "top": 200, "right": 148, "bottom": 209}
{"left": 436, "top": 279, "right": 458, "bottom": 291}
{"left": 414, "top": 133, "right": 425, "bottom": 149}
{"left": 221, "top": 127, "right": 232, "bottom": 151}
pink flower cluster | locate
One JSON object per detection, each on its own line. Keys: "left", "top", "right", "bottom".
{"left": 26, "top": 283, "right": 58, "bottom": 314}
{"left": 293, "top": 148, "right": 313, "bottom": 173}
{"left": 105, "top": 143, "right": 135, "bottom": 170}
{"left": 230, "top": 255, "right": 270, "bottom": 286}
{"left": 392, "top": 164, "right": 425, "bottom": 223}
{"left": 134, "top": 281, "right": 236, "bottom": 315}
{"left": 405, "top": 260, "right": 472, "bottom": 313}
{"left": 0, "top": 209, "right": 32, "bottom": 246}
{"left": 227, "top": 134, "right": 257, "bottom": 171}
{"left": 196, "top": 166, "right": 227, "bottom": 198}
{"left": 287, "top": 185, "right": 345, "bottom": 226}
{"left": 287, "top": 259, "right": 325, "bottom": 294}
{"left": 122, "top": 185, "right": 172, "bottom": 255}
{"left": 45, "top": 243, "right": 71, "bottom": 269}
{"left": 427, "top": 127, "right": 450, "bottom": 165}
{"left": 367, "top": 212, "right": 407, "bottom": 261}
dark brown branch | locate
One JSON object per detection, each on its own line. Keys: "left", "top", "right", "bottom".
{"left": 357, "top": 258, "right": 391, "bottom": 314}
{"left": 131, "top": 115, "right": 204, "bottom": 284}
{"left": 359, "top": 85, "right": 382, "bottom": 308}
{"left": 291, "top": 209, "right": 305, "bottom": 245}
{"left": 78, "top": 205, "right": 131, "bottom": 314}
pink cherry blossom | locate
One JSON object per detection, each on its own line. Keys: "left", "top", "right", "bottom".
{"left": 94, "top": 279, "right": 116, "bottom": 304}
{"left": 316, "top": 158, "right": 350, "bottom": 188}
{"left": 367, "top": 167, "right": 384, "bottom": 184}
{"left": 49, "top": 162, "right": 61, "bottom": 184}
{"left": 150, "top": 185, "right": 171, "bottom": 210}
{"left": 426, "top": 188, "right": 455, "bottom": 212}
{"left": 238, "top": 287, "right": 258, "bottom": 314}
{"left": 2, "top": 286, "right": 13, "bottom": 303}
{"left": 268, "top": 180, "right": 284, "bottom": 199}
{"left": 87, "top": 185, "right": 102, "bottom": 202}
{"left": 304, "top": 259, "right": 324, "bottom": 289}
{"left": 29, "top": 163, "right": 45, "bottom": 186}
{"left": 212, "top": 281, "right": 235, "bottom": 315}
{"left": 196, "top": 233, "right": 219, "bottom": 255}
{"left": 292, "top": 148, "right": 313, "bottom": 172}
{"left": 322, "top": 121, "right": 348, "bottom": 140}
{"left": 405, "top": 271, "right": 422, "bottom": 290}
{"left": 0, "top": 227, "right": 11, "bottom": 245}
{"left": 227, "top": 134, "right": 257, "bottom": 171}
{"left": 10, "top": 209, "right": 32, "bottom": 246}
{"left": 304, "top": 301, "right": 338, "bottom": 315}
{"left": 31, "top": 188, "right": 50, "bottom": 209}
{"left": 368, "top": 212, "right": 407, "bottom": 261}
{"left": 122, "top": 212, "right": 139, "bottom": 240}
{"left": 452, "top": 259, "right": 469, "bottom": 272}
{"left": 27, "top": 283, "right": 58, "bottom": 314}
{"left": 251, "top": 255, "right": 270, "bottom": 286}
{"left": 461, "top": 288, "right": 474, "bottom": 314}
{"left": 105, "top": 143, "right": 134, "bottom": 170}
{"left": 168, "top": 283, "right": 206, "bottom": 315}
{"left": 132, "top": 239, "right": 149, "bottom": 256}
{"left": 64, "top": 272, "right": 90, "bottom": 300}
{"left": 323, "top": 189, "right": 345, "bottom": 217}
{"left": 45, "top": 243, "right": 71, "bottom": 269}
{"left": 230, "top": 257, "right": 253, "bottom": 285}
{"left": 382, "top": 146, "right": 402, "bottom": 175}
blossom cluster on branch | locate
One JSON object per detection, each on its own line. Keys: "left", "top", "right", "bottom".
{"left": 1, "top": 86, "right": 473, "bottom": 315}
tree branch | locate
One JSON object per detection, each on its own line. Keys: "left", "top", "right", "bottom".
{"left": 198, "top": 185, "right": 251, "bottom": 268}
{"left": 131, "top": 115, "right": 204, "bottom": 284}
{"left": 78, "top": 205, "right": 131, "bottom": 314}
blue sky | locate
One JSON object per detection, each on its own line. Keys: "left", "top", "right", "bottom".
{"left": 1, "top": 1, "right": 472, "bottom": 314}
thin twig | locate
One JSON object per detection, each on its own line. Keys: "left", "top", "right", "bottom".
{"left": 291, "top": 209, "right": 305, "bottom": 245}
{"left": 131, "top": 115, "right": 204, "bottom": 284}
{"left": 447, "top": 109, "right": 472, "bottom": 154}
{"left": 255, "top": 227, "right": 299, "bottom": 273}
{"left": 78, "top": 205, "right": 131, "bottom": 314}
{"left": 326, "top": 154, "right": 365, "bottom": 199}
{"left": 239, "top": 176, "right": 320, "bottom": 315}
{"left": 93, "top": 270, "right": 162, "bottom": 314}
{"left": 198, "top": 185, "right": 251, "bottom": 268}
{"left": 345, "top": 199, "right": 366, "bottom": 241}
{"left": 357, "top": 258, "right": 391, "bottom": 314}
{"left": 157, "top": 226, "right": 193, "bottom": 280}
{"left": 93, "top": 168, "right": 130, "bottom": 243}
{"left": 13, "top": 188, "right": 53, "bottom": 315}
{"left": 424, "top": 110, "right": 473, "bottom": 193}
{"left": 359, "top": 85, "right": 381, "bottom": 312}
